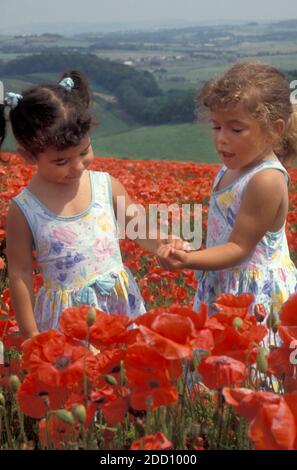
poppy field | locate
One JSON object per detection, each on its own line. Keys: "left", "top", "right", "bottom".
{"left": 1, "top": 152, "right": 297, "bottom": 451}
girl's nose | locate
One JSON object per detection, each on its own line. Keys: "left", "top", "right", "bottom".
{"left": 216, "top": 129, "right": 229, "bottom": 146}
{"left": 72, "top": 160, "right": 85, "bottom": 173}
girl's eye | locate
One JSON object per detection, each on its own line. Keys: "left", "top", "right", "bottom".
{"left": 55, "top": 160, "right": 67, "bottom": 166}
{"left": 212, "top": 127, "right": 220, "bottom": 131}
{"left": 232, "top": 129, "right": 243, "bottom": 133}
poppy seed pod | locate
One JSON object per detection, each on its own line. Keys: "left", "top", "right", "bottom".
{"left": 55, "top": 409, "right": 75, "bottom": 425}
{"left": 0, "top": 393, "right": 5, "bottom": 406}
{"left": 9, "top": 375, "right": 20, "bottom": 393}
{"left": 256, "top": 347, "right": 269, "bottom": 373}
{"left": 72, "top": 404, "right": 87, "bottom": 424}
{"left": 86, "top": 307, "right": 96, "bottom": 327}
{"left": 103, "top": 374, "right": 118, "bottom": 386}
{"left": 267, "top": 310, "right": 279, "bottom": 331}
{"left": 232, "top": 317, "right": 243, "bottom": 329}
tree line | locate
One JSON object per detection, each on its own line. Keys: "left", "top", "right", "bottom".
{"left": 0, "top": 52, "right": 196, "bottom": 124}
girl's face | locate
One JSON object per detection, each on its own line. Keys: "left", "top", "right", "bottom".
{"left": 35, "top": 135, "right": 94, "bottom": 184}
{"left": 210, "top": 105, "right": 274, "bottom": 171}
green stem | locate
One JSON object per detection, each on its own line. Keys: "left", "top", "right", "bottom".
{"left": 83, "top": 327, "right": 90, "bottom": 405}
{"left": 15, "top": 400, "right": 27, "bottom": 444}
{"left": 0, "top": 406, "right": 14, "bottom": 449}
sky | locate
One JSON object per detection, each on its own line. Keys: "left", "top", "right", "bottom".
{"left": 0, "top": 0, "right": 297, "bottom": 32}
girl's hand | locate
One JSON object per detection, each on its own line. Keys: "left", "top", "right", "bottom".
{"left": 166, "top": 235, "right": 191, "bottom": 251}
{"left": 156, "top": 245, "right": 189, "bottom": 271}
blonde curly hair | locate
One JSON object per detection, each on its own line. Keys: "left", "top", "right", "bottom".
{"left": 198, "top": 60, "right": 297, "bottom": 167}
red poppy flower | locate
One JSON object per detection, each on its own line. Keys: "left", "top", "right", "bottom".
{"left": 18, "top": 374, "right": 69, "bottom": 419}
{"left": 212, "top": 293, "right": 255, "bottom": 319}
{"left": 207, "top": 299, "right": 267, "bottom": 363}
{"left": 65, "top": 392, "right": 96, "bottom": 429}
{"left": 198, "top": 355, "right": 246, "bottom": 389}
{"left": 223, "top": 388, "right": 297, "bottom": 449}
{"left": 211, "top": 321, "right": 267, "bottom": 363}
{"left": 86, "top": 348, "right": 125, "bottom": 387}
{"left": 0, "top": 358, "right": 22, "bottom": 389}
{"left": 130, "top": 432, "right": 173, "bottom": 450}
{"left": 223, "top": 388, "right": 280, "bottom": 421}
{"left": 279, "top": 293, "right": 297, "bottom": 326}
{"left": 134, "top": 304, "right": 213, "bottom": 360}
{"left": 136, "top": 312, "right": 195, "bottom": 359}
{"left": 2, "top": 323, "right": 23, "bottom": 351}
{"left": 38, "top": 414, "right": 79, "bottom": 450}
{"left": 248, "top": 397, "right": 296, "bottom": 450}
{"left": 284, "top": 391, "right": 297, "bottom": 449}
{"left": 22, "top": 330, "right": 91, "bottom": 388}
{"left": 90, "top": 385, "right": 129, "bottom": 426}
{"left": 125, "top": 343, "right": 181, "bottom": 410}
{"left": 125, "top": 343, "right": 182, "bottom": 385}
{"left": 283, "top": 376, "right": 297, "bottom": 393}
{"left": 59, "top": 306, "right": 129, "bottom": 349}
{"left": 268, "top": 343, "right": 296, "bottom": 377}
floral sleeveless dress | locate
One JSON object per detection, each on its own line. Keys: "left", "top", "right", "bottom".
{"left": 13, "top": 170, "right": 146, "bottom": 331}
{"left": 193, "top": 160, "right": 297, "bottom": 317}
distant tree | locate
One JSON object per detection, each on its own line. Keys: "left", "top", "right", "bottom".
{"left": 0, "top": 52, "right": 196, "bottom": 124}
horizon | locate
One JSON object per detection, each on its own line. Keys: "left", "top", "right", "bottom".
{"left": 1, "top": 0, "right": 297, "bottom": 34}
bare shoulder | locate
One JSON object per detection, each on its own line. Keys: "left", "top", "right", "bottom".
{"left": 244, "top": 168, "right": 287, "bottom": 205}
{"left": 109, "top": 175, "right": 132, "bottom": 201}
{"left": 110, "top": 175, "right": 125, "bottom": 195}
{"left": 6, "top": 200, "right": 33, "bottom": 244}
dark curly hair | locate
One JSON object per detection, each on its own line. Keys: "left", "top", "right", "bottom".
{"left": 0, "top": 70, "right": 96, "bottom": 157}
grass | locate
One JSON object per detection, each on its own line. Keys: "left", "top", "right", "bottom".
{"left": 2, "top": 72, "right": 218, "bottom": 162}
{"left": 92, "top": 121, "right": 219, "bottom": 162}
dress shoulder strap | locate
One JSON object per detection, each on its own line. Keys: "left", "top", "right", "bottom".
{"left": 12, "top": 188, "right": 47, "bottom": 248}
{"left": 91, "top": 170, "right": 119, "bottom": 233}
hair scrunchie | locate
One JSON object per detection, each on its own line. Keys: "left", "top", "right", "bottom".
{"left": 58, "top": 77, "right": 74, "bottom": 92}
{"left": 5, "top": 92, "right": 23, "bottom": 109}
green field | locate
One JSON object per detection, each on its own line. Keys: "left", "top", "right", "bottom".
{"left": 92, "top": 121, "right": 218, "bottom": 162}
{"left": 2, "top": 20, "right": 297, "bottom": 163}
{"left": 1, "top": 74, "right": 219, "bottom": 162}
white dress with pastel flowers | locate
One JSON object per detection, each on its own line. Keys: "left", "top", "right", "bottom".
{"left": 13, "top": 171, "right": 146, "bottom": 331}
{"left": 193, "top": 160, "right": 297, "bottom": 317}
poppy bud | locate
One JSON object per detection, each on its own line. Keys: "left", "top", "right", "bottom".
{"left": 272, "top": 320, "right": 280, "bottom": 334}
{"left": 86, "top": 308, "right": 96, "bottom": 327}
{"left": 72, "top": 404, "right": 87, "bottom": 424}
{"left": 256, "top": 347, "right": 269, "bottom": 373}
{"left": 267, "top": 310, "right": 279, "bottom": 330}
{"left": 103, "top": 374, "right": 118, "bottom": 386}
{"left": 0, "top": 393, "right": 5, "bottom": 406}
{"left": 254, "top": 304, "right": 266, "bottom": 323}
{"left": 55, "top": 409, "right": 75, "bottom": 425}
{"left": 120, "top": 360, "right": 127, "bottom": 387}
{"left": 232, "top": 317, "right": 243, "bottom": 329}
{"left": 9, "top": 375, "right": 20, "bottom": 393}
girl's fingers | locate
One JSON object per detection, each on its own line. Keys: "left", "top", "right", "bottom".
{"left": 182, "top": 241, "right": 191, "bottom": 251}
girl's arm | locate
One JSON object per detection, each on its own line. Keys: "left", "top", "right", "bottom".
{"left": 110, "top": 176, "right": 176, "bottom": 254}
{"left": 158, "top": 169, "right": 286, "bottom": 270}
{"left": 6, "top": 202, "right": 39, "bottom": 340}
